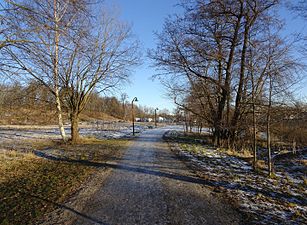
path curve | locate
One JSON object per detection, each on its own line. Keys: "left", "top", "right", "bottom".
{"left": 72, "top": 127, "right": 243, "bottom": 225}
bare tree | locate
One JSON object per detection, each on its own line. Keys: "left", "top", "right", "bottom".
{"left": 1, "top": 0, "right": 88, "bottom": 141}
{"left": 252, "top": 29, "right": 302, "bottom": 175}
{"left": 150, "top": 0, "right": 280, "bottom": 147}
{"left": 1, "top": 1, "right": 139, "bottom": 143}
{"left": 286, "top": 0, "right": 307, "bottom": 20}
{"left": 60, "top": 10, "right": 139, "bottom": 143}
{"left": 247, "top": 44, "right": 268, "bottom": 170}
{"left": 230, "top": 0, "right": 279, "bottom": 147}
{"left": 120, "top": 93, "right": 129, "bottom": 120}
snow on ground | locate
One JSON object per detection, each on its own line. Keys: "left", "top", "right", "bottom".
{"left": 165, "top": 130, "right": 307, "bottom": 225}
{"left": 0, "top": 122, "right": 149, "bottom": 153}
{"left": 80, "top": 123, "right": 147, "bottom": 139}
{"left": 0, "top": 122, "right": 148, "bottom": 141}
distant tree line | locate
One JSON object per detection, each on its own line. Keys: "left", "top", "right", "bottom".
{"left": 0, "top": 81, "right": 53, "bottom": 110}
{"left": 0, "top": 81, "right": 173, "bottom": 125}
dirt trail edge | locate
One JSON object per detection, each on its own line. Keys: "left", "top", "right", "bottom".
{"left": 53, "top": 127, "right": 245, "bottom": 225}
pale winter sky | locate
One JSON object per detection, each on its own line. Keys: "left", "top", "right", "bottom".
{"left": 105, "top": 0, "right": 307, "bottom": 112}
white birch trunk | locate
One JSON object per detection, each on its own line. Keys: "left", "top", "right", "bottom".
{"left": 54, "top": 0, "right": 66, "bottom": 142}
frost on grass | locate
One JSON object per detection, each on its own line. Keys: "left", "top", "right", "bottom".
{"left": 0, "top": 122, "right": 147, "bottom": 141}
{"left": 0, "top": 122, "right": 148, "bottom": 154}
{"left": 165, "top": 130, "right": 307, "bottom": 225}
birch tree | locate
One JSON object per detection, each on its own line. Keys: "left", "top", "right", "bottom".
{"left": 1, "top": 0, "right": 139, "bottom": 143}
{"left": 1, "top": 0, "right": 88, "bottom": 141}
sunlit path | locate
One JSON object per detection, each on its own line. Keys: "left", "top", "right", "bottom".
{"left": 73, "top": 127, "right": 242, "bottom": 225}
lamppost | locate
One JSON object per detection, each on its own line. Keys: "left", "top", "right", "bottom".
{"left": 154, "top": 108, "right": 159, "bottom": 127}
{"left": 131, "top": 97, "right": 138, "bottom": 135}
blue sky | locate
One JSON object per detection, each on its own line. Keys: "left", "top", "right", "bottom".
{"left": 278, "top": 4, "right": 307, "bottom": 100}
{"left": 105, "top": 0, "right": 182, "bottom": 112}
{"left": 105, "top": 0, "right": 307, "bottom": 111}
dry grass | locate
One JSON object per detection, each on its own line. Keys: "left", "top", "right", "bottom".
{"left": 0, "top": 155, "right": 94, "bottom": 225}
{"left": 0, "top": 138, "right": 130, "bottom": 225}
{"left": 220, "top": 147, "right": 253, "bottom": 159}
{"left": 0, "top": 151, "right": 37, "bottom": 183}
{"left": 300, "top": 159, "right": 307, "bottom": 166}
{"left": 0, "top": 107, "right": 61, "bottom": 125}
{"left": 79, "top": 111, "right": 118, "bottom": 122}
{"left": 255, "top": 160, "right": 267, "bottom": 170}
{"left": 0, "top": 106, "right": 118, "bottom": 126}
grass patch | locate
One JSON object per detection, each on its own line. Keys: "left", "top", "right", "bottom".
{"left": 52, "top": 138, "right": 130, "bottom": 161}
{"left": 255, "top": 160, "right": 267, "bottom": 170}
{"left": 166, "top": 130, "right": 210, "bottom": 145}
{"left": 0, "top": 138, "right": 130, "bottom": 225}
{"left": 0, "top": 153, "right": 94, "bottom": 225}
{"left": 221, "top": 147, "right": 253, "bottom": 159}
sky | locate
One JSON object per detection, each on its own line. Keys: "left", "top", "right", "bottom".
{"left": 104, "top": 0, "right": 182, "bottom": 112}
{"left": 104, "top": 0, "right": 307, "bottom": 111}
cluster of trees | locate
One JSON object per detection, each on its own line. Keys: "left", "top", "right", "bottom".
{"left": 0, "top": 0, "right": 140, "bottom": 143}
{"left": 86, "top": 92, "right": 173, "bottom": 121}
{"left": 150, "top": 0, "right": 306, "bottom": 173}
{"left": 0, "top": 80, "right": 172, "bottom": 126}
{"left": 0, "top": 81, "right": 53, "bottom": 110}
{"left": 86, "top": 92, "right": 151, "bottom": 120}
{"left": 0, "top": 81, "right": 126, "bottom": 120}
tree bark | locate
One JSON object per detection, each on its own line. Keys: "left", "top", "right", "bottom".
{"left": 55, "top": 92, "right": 66, "bottom": 141}
{"left": 215, "top": 3, "right": 243, "bottom": 148}
{"left": 252, "top": 57, "right": 257, "bottom": 170}
{"left": 231, "top": 8, "right": 258, "bottom": 146}
{"left": 213, "top": 40, "right": 223, "bottom": 147}
{"left": 71, "top": 112, "right": 79, "bottom": 144}
{"left": 252, "top": 98, "right": 257, "bottom": 170}
{"left": 54, "top": 0, "right": 66, "bottom": 142}
{"left": 267, "top": 74, "right": 273, "bottom": 176}
{"left": 231, "top": 19, "right": 250, "bottom": 145}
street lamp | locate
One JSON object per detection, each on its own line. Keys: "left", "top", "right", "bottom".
{"left": 154, "top": 108, "right": 159, "bottom": 127}
{"left": 131, "top": 97, "right": 138, "bottom": 135}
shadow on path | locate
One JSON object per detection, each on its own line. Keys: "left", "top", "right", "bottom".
{"left": 15, "top": 189, "right": 110, "bottom": 225}
{"left": 34, "top": 150, "right": 307, "bottom": 206}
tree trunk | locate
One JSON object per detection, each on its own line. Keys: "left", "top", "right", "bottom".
{"left": 184, "top": 111, "right": 188, "bottom": 132}
{"left": 71, "top": 113, "right": 79, "bottom": 144}
{"left": 252, "top": 100, "right": 257, "bottom": 170}
{"left": 231, "top": 17, "right": 251, "bottom": 146}
{"left": 213, "top": 120, "right": 220, "bottom": 146}
{"left": 267, "top": 74, "right": 273, "bottom": 177}
{"left": 54, "top": 0, "right": 66, "bottom": 142}
{"left": 55, "top": 92, "right": 66, "bottom": 141}
{"left": 292, "top": 138, "right": 296, "bottom": 154}
{"left": 216, "top": 5, "right": 243, "bottom": 148}
{"left": 122, "top": 102, "right": 126, "bottom": 120}
{"left": 252, "top": 56, "right": 257, "bottom": 169}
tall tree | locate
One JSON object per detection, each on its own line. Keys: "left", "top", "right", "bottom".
{"left": 1, "top": 0, "right": 87, "bottom": 141}
{"left": 149, "top": 0, "right": 280, "bottom": 147}
{"left": 1, "top": 0, "right": 139, "bottom": 143}
{"left": 60, "top": 10, "right": 139, "bottom": 142}
{"left": 120, "top": 93, "right": 129, "bottom": 120}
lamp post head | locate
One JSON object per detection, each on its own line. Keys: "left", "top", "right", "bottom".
{"left": 155, "top": 108, "right": 159, "bottom": 111}
{"left": 132, "top": 97, "right": 138, "bottom": 103}
{"left": 131, "top": 97, "right": 138, "bottom": 136}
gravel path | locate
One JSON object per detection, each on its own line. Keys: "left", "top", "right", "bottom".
{"left": 72, "top": 127, "right": 243, "bottom": 225}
